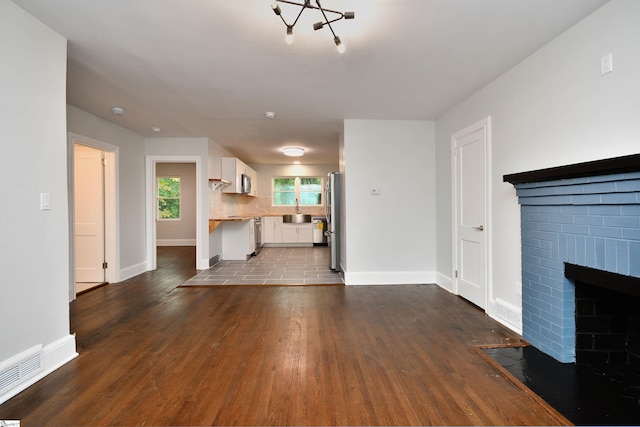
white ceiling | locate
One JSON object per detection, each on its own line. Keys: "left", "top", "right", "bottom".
{"left": 13, "top": 0, "right": 608, "bottom": 164}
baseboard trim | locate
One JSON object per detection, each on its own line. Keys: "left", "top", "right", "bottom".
{"left": 119, "top": 261, "right": 147, "bottom": 282}
{"left": 435, "top": 271, "right": 454, "bottom": 293}
{"left": 344, "top": 270, "right": 436, "bottom": 286}
{"left": 489, "top": 298, "right": 523, "bottom": 334}
{"left": 0, "top": 334, "right": 77, "bottom": 405}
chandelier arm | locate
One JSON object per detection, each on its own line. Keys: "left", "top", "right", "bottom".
{"left": 315, "top": 0, "right": 338, "bottom": 38}
{"left": 278, "top": 14, "right": 290, "bottom": 27}
{"left": 276, "top": 0, "right": 344, "bottom": 20}
{"left": 291, "top": 0, "right": 310, "bottom": 28}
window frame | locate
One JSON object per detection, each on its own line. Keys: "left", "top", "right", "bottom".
{"left": 157, "top": 176, "right": 182, "bottom": 220}
{"left": 272, "top": 176, "right": 324, "bottom": 207}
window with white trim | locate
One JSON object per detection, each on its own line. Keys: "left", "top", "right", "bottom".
{"left": 272, "top": 176, "right": 323, "bottom": 206}
{"left": 157, "top": 177, "right": 181, "bottom": 219}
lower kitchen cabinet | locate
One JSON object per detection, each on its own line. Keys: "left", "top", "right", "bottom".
{"left": 262, "top": 217, "right": 313, "bottom": 246}
{"left": 262, "top": 216, "right": 283, "bottom": 244}
{"left": 221, "top": 219, "right": 255, "bottom": 260}
{"left": 282, "top": 223, "right": 313, "bottom": 244}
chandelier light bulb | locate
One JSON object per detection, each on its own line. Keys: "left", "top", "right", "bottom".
{"left": 286, "top": 26, "right": 294, "bottom": 45}
{"left": 335, "top": 37, "right": 345, "bottom": 54}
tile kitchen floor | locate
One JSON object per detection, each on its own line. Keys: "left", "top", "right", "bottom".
{"left": 181, "top": 246, "right": 344, "bottom": 286}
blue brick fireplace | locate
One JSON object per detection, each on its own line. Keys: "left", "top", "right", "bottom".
{"left": 504, "top": 155, "right": 640, "bottom": 363}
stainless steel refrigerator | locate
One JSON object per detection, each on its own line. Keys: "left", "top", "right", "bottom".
{"left": 325, "top": 172, "right": 342, "bottom": 271}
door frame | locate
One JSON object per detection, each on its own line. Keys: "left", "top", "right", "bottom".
{"left": 451, "top": 117, "right": 492, "bottom": 310}
{"left": 145, "top": 155, "right": 203, "bottom": 271}
{"left": 68, "top": 133, "right": 119, "bottom": 301}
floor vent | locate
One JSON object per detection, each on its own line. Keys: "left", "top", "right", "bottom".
{"left": 0, "top": 346, "right": 43, "bottom": 395}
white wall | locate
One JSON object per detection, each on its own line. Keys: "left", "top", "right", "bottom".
{"left": 67, "top": 105, "right": 147, "bottom": 280}
{"left": 343, "top": 120, "right": 436, "bottom": 285}
{"left": 156, "top": 163, "right": 197, "bottom": 245}
{"left": 145, "top": 137, "right": 209, "bottom": 269}
{"left": 435, "top": 0, "right": 640, "bottom": 331}
{"left": 0, "top": 0, "right": 76, "bottom": 403}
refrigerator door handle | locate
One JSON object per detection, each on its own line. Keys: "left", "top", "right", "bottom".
{"left": 324, "top": 179, "right": 330, "bottom": 223}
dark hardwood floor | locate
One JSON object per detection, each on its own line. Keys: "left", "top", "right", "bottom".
{"left": 0, "top": 247, "right": 569, "bottom": 426}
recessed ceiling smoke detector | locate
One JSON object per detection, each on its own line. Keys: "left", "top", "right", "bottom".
{"left": 282, "top": 147, "right": 304, "bottom": 157}
{"left": 111, "top": 106, "right": 124, "bottom": 115}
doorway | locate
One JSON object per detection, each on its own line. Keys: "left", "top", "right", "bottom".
{"left": 69, "top": 133, "right": 118, "bottom": 301}
{"left": 145, "top": 155, "right": 204, "bottom": 271}
{"left": 452, "top": 117, "right": 491, "bottom": 309}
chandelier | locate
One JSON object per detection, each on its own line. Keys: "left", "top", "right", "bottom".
{"left": 269, "top": 0, "right": 355, "bottom": 54}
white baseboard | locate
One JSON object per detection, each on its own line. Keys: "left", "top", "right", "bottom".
{"left": 435, "top": 271, "right": 455, "bottom": 293}
{"left": 0, "top": 334, "right": 77, "bottom": 405}
{"left": 156, "top": 239, "right": 196, "bottom": 247}
{"left": 119, "top": 261, "right": 148, "bottom": 282}
{"left": 196, "top": 258, "right": 210, "bottom": 270}
{"left": 344, "top": 270, "right": 436, "bottom": 286}
{"left": 489, "top": 298, "right": 523, "bottom": 334}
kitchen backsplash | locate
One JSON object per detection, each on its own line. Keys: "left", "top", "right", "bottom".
{"left": 209, "top": 191, "right": 324, "bottom": 218}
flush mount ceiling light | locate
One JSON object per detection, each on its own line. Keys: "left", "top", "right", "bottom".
{"left": 282, "top": 147, "right": 305, "bottom": 157}
{"left": 111, "top": 106, "right": 124, "bottom": 115}
{"left": 269, "top": 0, "right": 354, "bottom": 54}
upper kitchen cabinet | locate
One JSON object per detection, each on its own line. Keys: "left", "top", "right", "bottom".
{"left": 221, "top": 157, "right": 258, "bottom": 197}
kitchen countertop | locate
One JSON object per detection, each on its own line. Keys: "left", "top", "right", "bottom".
{"left": 208, "top": 214, "right": 324, "bottom": 233}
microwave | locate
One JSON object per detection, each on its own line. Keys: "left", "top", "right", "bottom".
{"left": 241, "top": 173, "right": 252, "bottom": 194}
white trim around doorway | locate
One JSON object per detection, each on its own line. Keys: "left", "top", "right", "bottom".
{"left": 68, "top": 132, "right": 119, "bottom": 300}
{"left": 145, "top": 155, "right": 205, "bottom": 271}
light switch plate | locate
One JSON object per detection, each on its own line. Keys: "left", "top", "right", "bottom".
{"left": 40, "top": 193, "right": 51, "bottom": 210}
{"left": 601, "top": 53, "right": 613, "bottom": 75}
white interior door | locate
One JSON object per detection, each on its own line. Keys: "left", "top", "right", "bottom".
{"left": 74, "top": 145, "right": 105, "bottom": 284}
{"left": 453, "top": 120, "right": 488, "bottom": 309}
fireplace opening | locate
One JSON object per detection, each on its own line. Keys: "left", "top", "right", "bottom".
{"left": 566, "top": 263, "right": 640, "bottom": 413}
{"left": 566, "top": 262, "right": 640, "bottom": 367}
{"left": 575, "top": 281, "right": 640, "bottom": 366}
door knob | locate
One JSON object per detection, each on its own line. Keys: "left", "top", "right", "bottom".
{"left": 473, "top": 225, "right": 484, "bottom": 231}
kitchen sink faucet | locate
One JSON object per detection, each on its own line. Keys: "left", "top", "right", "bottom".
{"left": 295, "top": 198, "right": 301, "bottom": 214}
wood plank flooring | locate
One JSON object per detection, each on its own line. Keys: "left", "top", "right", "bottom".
{"left": 0, "top": 246, "right": 569, "bottom": 426}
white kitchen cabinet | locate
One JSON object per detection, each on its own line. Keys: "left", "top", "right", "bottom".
{"left": 221, "top": 219, "right": 255, "bottom": 260}
{"left": 221, "top": 157, "right": 258, "bottom": 197}
{"left": 262, "top": 216, "right": 283, "bottom": 244}
{"left": 281, "top": 223, "right": 313, "bottom": 244}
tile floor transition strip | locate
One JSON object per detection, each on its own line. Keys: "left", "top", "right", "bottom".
{"left": 180, "top": 246, "right": 343, "bottom": 287}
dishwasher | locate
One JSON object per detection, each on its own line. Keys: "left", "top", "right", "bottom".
{"left": 312, "top": 217, "right": 328, "bottom": 246}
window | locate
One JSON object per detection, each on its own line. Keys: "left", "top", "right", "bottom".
{"left": 273, "top": 176, "right": 323, "bottom": 206}
{"left": 157, "top": 177, "right": 181, "bottom": 219}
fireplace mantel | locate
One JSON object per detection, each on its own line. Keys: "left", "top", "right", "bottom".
{"left": 503, "top": 153, "right": 640, "bottom": 185}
